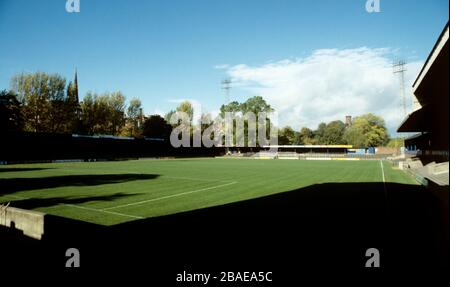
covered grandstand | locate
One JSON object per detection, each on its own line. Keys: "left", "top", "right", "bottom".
{"left": 264, "top": 144, "right": 351, "bottom": 154}
{"left": 397, "top": 22, "right": 449, "bottom": 265}
{"left": 397, "top": 22, "right": 449, "bottom": 185}
{"left": 231, "top": 145, "right": 391, "bottom": 160}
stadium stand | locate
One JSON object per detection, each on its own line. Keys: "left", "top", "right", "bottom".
{"left": 0, "top": 132, "right": 226, "bottom": 163}
{"left": 410, "top": 161, "right": 449, "bottom": 186}
{"left": 252, "top": 151, "right": 277, "bottom": 159}
{"left": 277, "top": 151, "right": 299, "bottom": 159}
{"left": 397, "top": 22, "right": 449, "bottom": 265}
{"left": 397, "top": 22, "right": 449, "bottom": 185}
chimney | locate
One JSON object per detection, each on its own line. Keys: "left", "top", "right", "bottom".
{"left": 345, "top": 115, "right": 352, "bottom": 126}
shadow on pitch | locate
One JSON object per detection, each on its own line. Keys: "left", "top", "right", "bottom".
{"left": 2, "top": 181, "right": 446, "bottom": 270}
{"left": 0, "top": 173, "right": 159, "bottom": 195}
{"left": 108, "top": 181, "right": 445, "bottom": 269}
{"left": 2, "top": 192, "right": 138, "bottom": 210}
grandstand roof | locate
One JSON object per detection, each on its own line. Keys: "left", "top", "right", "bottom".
{"left": 397, "top": 104, "right": 431, "bottom": 132}
{"left": 398, "top": 22, "right": 449, "bottom": 134}
{"left": 412, "top": 22, "right": 449, "bottom": 95}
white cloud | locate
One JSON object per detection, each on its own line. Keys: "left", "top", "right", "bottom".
{"left": 214, "top": 64, "right": 229, "bottom": 70}
{"left": 224, "top": 47, "right": 423, "bottom": 136}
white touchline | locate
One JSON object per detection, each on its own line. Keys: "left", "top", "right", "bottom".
{"left": 380, "top": 160, "right": 386, "bottom": 183}
{"left": 63, "top": 203, "right": 143, "bottom": 219}
{"left": 2, "top": 194, "right": 26, "bottom": 200}
{"left": 103, "top": 181, "right": 238, "bottom": 211}
{"left": 163, "top": 176, "right": 232, "bottom": 183}
{"left": 380, "top": 160, "right": 388, "bottom": 209}
{"left": 2, "top": 193, "right": 143, "bottom": 219}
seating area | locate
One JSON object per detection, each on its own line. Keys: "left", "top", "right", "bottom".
{"left": 252, "top": 151, "right": 277, "bottom": 159}
{"left": 406, "top": 158, "right": 424, "bottom": 169}
{"left": 276, "top": 152, "right": 299, "bottom": 159}
{"left": 417, "top": 161, "right": 449, "bottom": 186}
{"left": 403, "top": 159, "right": 449, "bottom": 186}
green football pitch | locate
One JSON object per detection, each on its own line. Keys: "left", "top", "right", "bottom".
{"left": 0, "top": 158, "right": 417, "bottom": 226}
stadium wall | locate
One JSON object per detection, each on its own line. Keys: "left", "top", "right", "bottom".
{"left": 0, "top": 132, "right": 226, "bottom": 162}
{"left": 0, "top": 205, "right": 45, "bottom": 240}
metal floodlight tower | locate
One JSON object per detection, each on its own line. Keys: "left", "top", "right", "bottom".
{"left": 393, "top": 60, "right": 407, "bottom": 117}
{"left": 221, "top": 78, "right": 232, "bottom": 104}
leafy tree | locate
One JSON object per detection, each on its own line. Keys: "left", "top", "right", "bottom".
{"left": 246, "top": 96, "right": 275, "bottom": 145}
{"left": 127, "top": 98, "right": 142, "bottom": 137}
{"left": 92, "top": 93, "right": 110, "bottom": 134}
{"left": 142, "top": 115, "right": 172, "bottom": 140}
{"left": 11, "top": 72, "right": 51, "bottom": 132}
{"left": 314, "top": 122, "right": 327, "bottom": 144}
{"left": 343, "top": 126, "right": 367, "bottom": 148}
{"left": 218, "top": 96, "right": 274, "bottom": 146}
{"left": 176, "top": 101, "right": 194, "bottom": 123}
{"left": 0, "top": 90, "right": 24, "bottom": 132}
{"left": 79, "top": 92, "right": 95, "bottom": 134}
{"left": 168, "top": 101, "right": 194, "bottom": 144}
{"left": 240, "top": 96, "right": 274, "bottom": 114}
{"left": 80, "top": 91, "right": 126, "bottom": 136}
{"left": 164, "top": 110, "right": 176, "bottom": 124}
{"left": 109, "top": 92, "right": 126, "bottom": 135}
{"left": 343, "top": 113, "right": 389, "bottom": 147}
{"left": 47, "top": 75, "right": 69, "bottom": 133}
{"left": 278, "top": 126, "right": 296, "bottom": 145}
{"left": 219, "top": 101, "right": 241, "bottom": 117}
{"left": 199, "top": 113, "right": 213, "bottom": 134}
{"left": 322, "top": 120, "right": 346, "bottom": 144}
{"left": 10, "top": 72, "right": 72, "bottom": 133}
{"left": 219, "top": 96, "right": 273, "bottom": 118}
{"left": 8, "top": 72, "right": 144, "bottom": 136}
{"left": 386, "top": 137, "right": 405, "bottom": 148}
{"left": 299, "top": 127, "right": 315, "bottom": 144}
{"left": 66, "top": 81, "right": 81, "bottom": 133}
{"left": 292, "top": 131, "right": 302, "bottom": 145}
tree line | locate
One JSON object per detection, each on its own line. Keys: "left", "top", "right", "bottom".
{"left": 1, "top": 72, "right": 144, "bottom": 137}
{"left": 219, "top": 98, "right": 390, "bottom": 148}
{"left": 278, "top": 113, "right": 390, "bottom": 148}
{"left": 0, "top": 71, "right": 391, "bottom": 148}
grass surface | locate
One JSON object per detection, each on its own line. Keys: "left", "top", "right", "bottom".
{"left": 0, "top": 158, "right": 417, "bottom": 225}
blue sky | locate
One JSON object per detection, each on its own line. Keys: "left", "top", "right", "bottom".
{"left": 0, "top": 0, "right": 448, "bottom": 134}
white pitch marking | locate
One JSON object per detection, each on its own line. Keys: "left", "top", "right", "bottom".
{"left": 163, "top": 176, "right": 232, "bottom": 183}
{"left": 1, "top": 194, "right": 27, "bottom": 200}
{"left": 63, "top": 203, "right": 143, "bottom": 219}
{"left": 380, "top": 160, "right": 386, "bottom": 184}
{"left": 104, "top": 181, "right": 238, "bottom": 211}
{"left": 380, "top": 160, "right": 388, "bottom": 200}
{"left": 1, "top": 192, "right": 143, "bottom": 219}
{"left": 380, "top": 160, "right": 388, "bottom": 217}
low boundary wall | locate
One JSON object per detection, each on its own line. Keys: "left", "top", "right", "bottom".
{"left": 0, "top": 205, "right": 45, "bottom": 240}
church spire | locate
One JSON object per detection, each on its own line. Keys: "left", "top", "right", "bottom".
{"left": 74, "top": 68, "right": 79, "bottom": 103}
